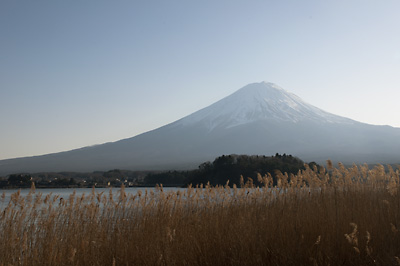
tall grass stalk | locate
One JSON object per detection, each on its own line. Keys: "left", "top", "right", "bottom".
{"left": 1, "top": 162, "right": 400, "bottom": 265}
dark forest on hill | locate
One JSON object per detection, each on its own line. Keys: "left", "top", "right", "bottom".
{"left": 144, "top": 153, "right": 311, "bottom": 187}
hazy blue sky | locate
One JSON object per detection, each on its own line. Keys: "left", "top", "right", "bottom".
{"left": 1, "top": 0, "right": 400, "bottom": 160}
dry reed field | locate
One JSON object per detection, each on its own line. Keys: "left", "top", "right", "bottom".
{"left": 1, "top": 161, "right": 400, "bottom": 265}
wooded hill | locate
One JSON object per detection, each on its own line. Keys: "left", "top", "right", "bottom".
{"left": 144, "top": 153, "right": 310, "bottom": 186}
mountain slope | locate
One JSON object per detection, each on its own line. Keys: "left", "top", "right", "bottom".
{"left": 1, "top": 82, "right": 400, "bottom": 175}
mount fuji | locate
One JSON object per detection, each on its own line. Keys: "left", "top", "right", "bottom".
{"left": 1, "top": 82, "right": 400, "bottom": 175}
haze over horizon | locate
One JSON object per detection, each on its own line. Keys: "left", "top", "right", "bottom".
{"left": 1, "top": 1, "right": 400, "bottom": 160}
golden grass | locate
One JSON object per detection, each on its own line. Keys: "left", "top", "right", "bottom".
{"left": 1, "top": 161, "right": 400, "bottom": 265}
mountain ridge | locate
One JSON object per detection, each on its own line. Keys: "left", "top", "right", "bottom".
{"left": 1, "top": 82, "right": 400, "bottom": 175}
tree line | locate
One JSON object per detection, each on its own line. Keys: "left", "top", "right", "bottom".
{"left": 0, "top": 154, "right": 313, "bottom": 188}
{"left": 144, "top": 153, "right": 312, "bottom": 187}
{"left": 0, "top": 170, "right": 150, "bottom": 189}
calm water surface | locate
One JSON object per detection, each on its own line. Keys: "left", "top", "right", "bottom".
{"left": 0, "top": 187, "right": 182, "bottom": 207}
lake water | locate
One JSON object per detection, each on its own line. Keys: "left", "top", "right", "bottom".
{"left": 0, "top": 187, "right": 182, "bottom": 207}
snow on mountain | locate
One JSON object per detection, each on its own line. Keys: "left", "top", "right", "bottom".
{"left": 177, "top": 82, "right": 354, "bottom": 131}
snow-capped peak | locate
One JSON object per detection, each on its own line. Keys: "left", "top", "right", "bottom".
{"left": 176, "top": 82, "right": 354, "bottom": 131}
